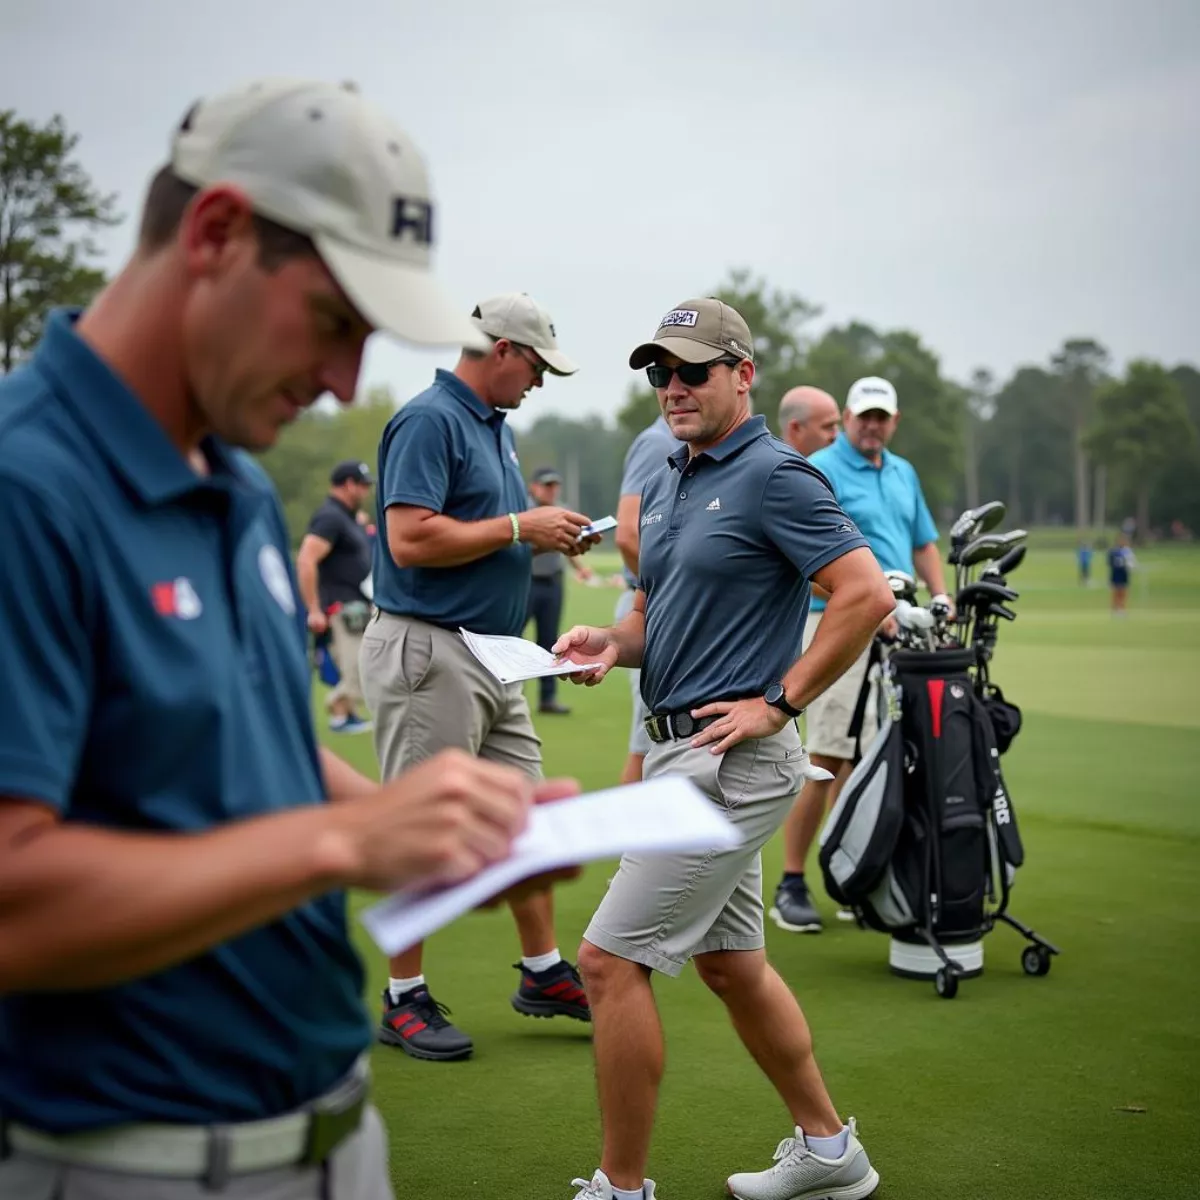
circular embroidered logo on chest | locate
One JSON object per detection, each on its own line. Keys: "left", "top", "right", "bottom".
{"left": 258, "top": 544, "right": 297, "bottom": 615}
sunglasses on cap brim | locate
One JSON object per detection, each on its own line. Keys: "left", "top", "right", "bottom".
{"left": 646, "top": 356, "right": 742, "bottom": 389}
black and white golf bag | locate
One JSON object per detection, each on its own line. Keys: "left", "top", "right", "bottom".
{"left": 818, "top": 647, "right": 1026, "bottom": 968}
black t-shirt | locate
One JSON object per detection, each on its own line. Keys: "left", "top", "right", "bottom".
{"left": 307, "top": 496, "right": 372, "bottom": 609}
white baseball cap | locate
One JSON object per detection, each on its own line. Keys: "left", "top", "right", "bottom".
{"left": 846, "top": 376, "right": 899, "bottom": 416}
{"left": 470, "top": 293, "right": 579, "bottom": 376}
{"left": 170, "top": 78, "right": 488, "bottom": 351}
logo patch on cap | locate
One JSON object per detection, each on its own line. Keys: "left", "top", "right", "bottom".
{"left": 659, "top": 309, "right": 699, "bottom": 329}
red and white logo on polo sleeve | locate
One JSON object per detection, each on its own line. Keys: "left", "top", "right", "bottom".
{"left": 150, "top": 578, "right": 203, "bottom": 620}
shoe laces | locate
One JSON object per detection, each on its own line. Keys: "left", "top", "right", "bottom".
{"left": 570, "top": 1176, "right": 607, "bottom": 1199}
{"left": 406, "top": 990, "right": 454, "bottom": 1030}
{"left": 772, "top": 1135, "right": 811, "bottom": 1166}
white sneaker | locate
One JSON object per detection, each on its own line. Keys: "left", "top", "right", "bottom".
{"left": 570, "top": 1168, "right": 658, "bottom": 1198}
{"left": 726, "top": 1119, "right": 879, "bottom": 1200}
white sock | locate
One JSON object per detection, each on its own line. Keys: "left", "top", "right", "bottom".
{"left": 388, "top": 975, "right": 425, "bottom": 1003}
{"left": 521, "top": 949, "right": 562, "bottom": 973}
{"left": 806, "top": 1126, "right": 849, "bottom": 1159}
{"left": 612, "top": 1187, "right": 644, "bottom": 1200}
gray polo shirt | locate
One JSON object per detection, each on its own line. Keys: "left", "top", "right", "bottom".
{"left": 619, "top": 415, "right": 683, "bottom": 587}
{"left": 638, "top": 415, "right": 868, "bottom": 714}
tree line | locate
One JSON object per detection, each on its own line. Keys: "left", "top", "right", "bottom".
{"left": 4, "top": 108, "right": 1198, "bottom": 543}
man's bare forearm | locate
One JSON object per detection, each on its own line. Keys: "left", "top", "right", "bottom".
{"left": 783, "top": 579, "right": 893, "bottom": 712}
{"left": 0, "top": 802, "right": 355, "bottom": 995}
{"left": 320, "top": 747, "right": 379, "bottom": 801}
{"left": 912, "top": 542, "right": 947, "bottom": 596}
{"left": 610, "top": 601, "right": 647, "bottom": 668}
{"left": 389, "top": 512, "right": 513, "bottom": 569}
{"left": 296, "top": 556, "right": 322, "bottom": 615}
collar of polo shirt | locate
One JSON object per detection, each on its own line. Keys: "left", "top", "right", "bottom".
{"left": 667, "top": 415, "right": 769, "bottom": 470}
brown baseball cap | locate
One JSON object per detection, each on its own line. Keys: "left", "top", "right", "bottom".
{"left": 629, "top": 298, "right": 755, "bottom": 369}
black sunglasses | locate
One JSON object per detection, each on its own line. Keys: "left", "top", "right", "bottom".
{"left": 646, "top": 356, "right": 741, "bottom": 389}
{"left": 509, "top": 342, "right": 547, "bottom": 380}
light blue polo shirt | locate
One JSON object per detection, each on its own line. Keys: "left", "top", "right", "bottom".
{"left": 372, "top": 370, "right": 533, "bottom": 636}
{"left": 807, "top": 432, "right": 939, "bottom": 612}
{"left": 638, "top": 416, "right": 869, "bottom": 713}
{"left": 0, "top": 312, "right": 369, "bottom": 1132}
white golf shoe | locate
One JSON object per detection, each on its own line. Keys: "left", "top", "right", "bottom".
{"left": 725, "top": 1118, "right": 879, "bottom": 1200}
{"left": 571, "top": 1168, "right": 658, "bottom": 1198}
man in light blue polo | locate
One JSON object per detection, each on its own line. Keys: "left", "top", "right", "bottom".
{"left": 0, "top": 79, "right": 559, "bottom": 1200}
{"left": 771, "top": 376, "right": 951, "bottom": 934}
{"left": 553, "top": 300, "right": 893, "bottom": 1200}
{"left": 360, "top": 293, "right": 598, "bottom": 1063}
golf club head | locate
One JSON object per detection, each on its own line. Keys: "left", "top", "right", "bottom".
{"left": 958, "top": 533, "right": 1008, "bottom": 568}
{"left": 949, "top": 500, "right": 1007, "bottom": 561}
{"left": 986, "top": 602, "right": 1017, "bottom": 622}
{"left": 884, "top": 570, "right": 918, "bottom": 602}
{"left": 997, "top": 529, "right": 1027, "bottom": 551}
{"left": 985, "top": 544, "right": 1027, "bottom": 578}
{"left": 957, "top": 581, "right": 1019, "bottom": 608}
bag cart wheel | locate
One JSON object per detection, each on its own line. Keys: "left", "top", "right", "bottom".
{"left": 934, "top": 966, "right": 959, "bottom": 999}
{"left": 1021, "top": 944, "right": 1052, "bottom": 977}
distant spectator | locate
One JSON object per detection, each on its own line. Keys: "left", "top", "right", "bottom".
{"left": 1077, "top": 541, "right": 1093, "bottom": 587}
{"left": 1107, "top": 533, "right": 1137, "bottom": 616}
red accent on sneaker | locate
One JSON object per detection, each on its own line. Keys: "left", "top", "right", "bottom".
{"left": 401, "top": 1021, "right": 428, "bottom": 1038}
{"left": 388, "top": 1012, "right": 414, "bottom": 1030}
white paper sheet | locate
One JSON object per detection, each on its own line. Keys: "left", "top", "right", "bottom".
{"left": 360, "top": 775, "right": 741, "bottom": 956}
{"left": 459, "top": 628, "right": 603, "bottom": 685}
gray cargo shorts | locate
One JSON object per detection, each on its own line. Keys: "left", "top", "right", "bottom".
{"left": 584, "top": 722, "right": 814, "bottom": 975}
{"left": 359, "top": 611, "right": 542, "bottom": 783}
{"left": 614, "top": 588, "right": 651, "bottom": 756}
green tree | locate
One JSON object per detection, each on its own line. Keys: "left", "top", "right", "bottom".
{"left": 1, "top": 110, "right": 120, "bottom": 372}
{"left": 1050, "top": 338, "right": 1110, "bottom": 532}
{"left": 962, "top": 367, "right": 995, "bottom": 510}
{"left": 1086, "top": 360, "right": 1195, "bottom": 539}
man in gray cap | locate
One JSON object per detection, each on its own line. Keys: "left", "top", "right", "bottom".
{"left": 297, "top": 458, "right": 377, "bottom": 734}
{"left": 527, "top": 465, "right": 593, "bottom": 715}
{"left": 0, "top": 78, "right": 572, "bottom": 1200}
{"left": 360, "top": 292, "right": 599, "bottom": 1063}
{"left": 554, "top": 299, "right": 890, "bottom": 1200}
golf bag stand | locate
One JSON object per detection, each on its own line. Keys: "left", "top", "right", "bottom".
{"left": 819, "top": 646, "right": 1060, "bottom": 999}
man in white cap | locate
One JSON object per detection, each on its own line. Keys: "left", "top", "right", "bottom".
{"left": 360, "top": 292, "right": 598, "bottom": 1062}
{"left": 771, "top": 376, "right": 950, "bottom": 934}
{"left": 0, "top": 79, "right": 579, "bottom": 1199}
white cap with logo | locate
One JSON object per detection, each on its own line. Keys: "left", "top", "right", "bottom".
{"left": 846, "top": 376, "right": 899, "bottom": 416}
{"left": 170, "top": 77, "right": 488, "bottom": 351}
{"left": 470, "top": 293, "right": 579, "bottom": 376}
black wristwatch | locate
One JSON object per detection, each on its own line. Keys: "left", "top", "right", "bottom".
{"left": 763, "top": 682, "right": 803, "bottom": 719}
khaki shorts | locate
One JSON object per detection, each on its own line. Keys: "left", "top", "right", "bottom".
{"left": 802, "top": 612, "right": 878, "bottom": 761}
{"left": 328, "top": 610, "right": 366, "bottom": 708}
{"left": 614, "top": 589, "right": 651, "bottom": 756}
{"left": 359, "top": 612, "right": 542, "bottom": 783}
{"left": 0, "top": 1105, "right": 392, "bottom": 1200}
{"left": 583, "top": 724, "right": 812, "bottom": 976}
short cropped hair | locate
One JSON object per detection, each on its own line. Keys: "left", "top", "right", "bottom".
{"left": 137, "top": 166, "right": 316, "bottom": 269}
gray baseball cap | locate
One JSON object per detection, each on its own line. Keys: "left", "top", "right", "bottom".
{"left": 170, "top": 77, "right": 488, "bottom": 351}
{"left": 629, "top": 298, "right": 755, "bottom": 368}
{"left": 470, "top": 293, "right": 579, "bottom": 376}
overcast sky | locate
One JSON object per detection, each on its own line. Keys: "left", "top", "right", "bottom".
{"left": 4, "top": 0, "right": 1198, "bottom": 430}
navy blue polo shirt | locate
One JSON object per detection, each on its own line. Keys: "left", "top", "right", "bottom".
{"left": 372, "top": 369, "right": 533, "bottom": 636}
{"left": 0, "top": 312, "right": 369, "bottom": 1132}
{"left": 638, "top": 416, "right": 869, "bottom": 714}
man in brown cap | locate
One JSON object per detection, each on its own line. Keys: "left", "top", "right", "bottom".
{"left": 555, "top": 299, "right": 889, "bottom": 1200}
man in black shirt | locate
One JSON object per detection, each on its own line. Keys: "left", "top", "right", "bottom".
{"left": 297, "top": 460, "right": 375, "bottom": 733}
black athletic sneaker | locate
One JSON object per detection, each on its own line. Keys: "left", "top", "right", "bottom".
{"left": 769, "top": 878, "right": 824, "bottom": 933}
{"left": 510, "top": 960, "right": 591, "bottom": 1021}
{"left": 378, "top": 987, "right": 474, "bottom": 1061}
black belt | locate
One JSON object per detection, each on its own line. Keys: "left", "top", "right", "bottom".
{"left": 643, "top": 710, "right": 722, "bottom": 744}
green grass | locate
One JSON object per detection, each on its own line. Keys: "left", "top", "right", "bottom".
{"left": 323, "top": 542, "right": 1200, "bottom": 1200}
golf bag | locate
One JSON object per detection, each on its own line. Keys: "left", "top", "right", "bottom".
{"left": 819, "top": 647, "right": 1026, "bottom": 960}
